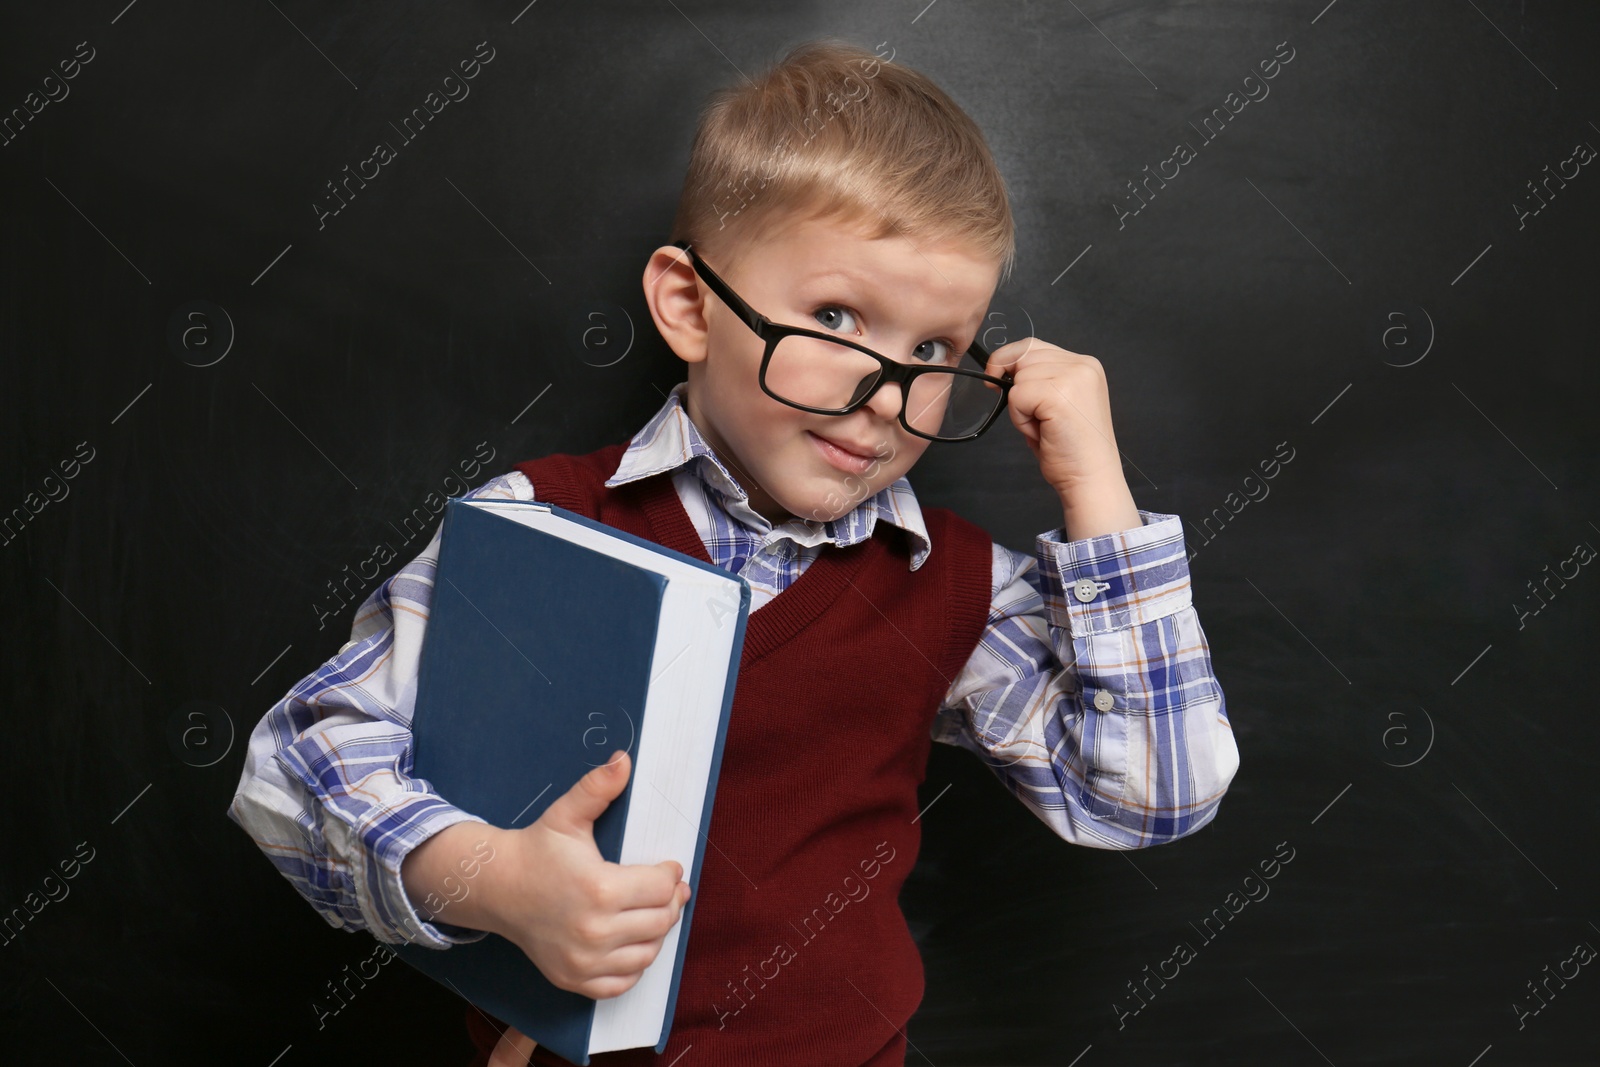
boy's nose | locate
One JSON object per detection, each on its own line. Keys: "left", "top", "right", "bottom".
{"left": 862, "top": 379, "right": 905, "bottom": 423}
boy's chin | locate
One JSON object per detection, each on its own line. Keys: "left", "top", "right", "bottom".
{"left": 784, "top": 483, "right": 879, "bottom": 525}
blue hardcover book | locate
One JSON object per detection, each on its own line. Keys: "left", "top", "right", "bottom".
{"left": 392, "top": 495, "right": 750, "bottom": 1063}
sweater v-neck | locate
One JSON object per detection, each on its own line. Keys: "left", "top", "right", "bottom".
{"left": 631, "top": 472, "right": 888, "bottom": 666}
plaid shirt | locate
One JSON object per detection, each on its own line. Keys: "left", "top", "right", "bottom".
{"left": 228, "top": 381, "right": 1238, "bottom": 949}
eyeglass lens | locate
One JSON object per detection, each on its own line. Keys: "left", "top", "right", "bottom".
{"left": 764, "top": 334, "right": 1002, "bottom": 440}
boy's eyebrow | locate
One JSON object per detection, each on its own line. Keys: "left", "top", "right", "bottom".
{"left": 793, "top": 266, "right": 877, "bottom": 294}
{"left": 795, "top": 267, "right": 986, "bottom": 336}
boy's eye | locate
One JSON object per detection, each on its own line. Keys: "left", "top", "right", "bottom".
{"left": 812, "top": 304, "right": 959, "bottom": 365}
{"left": 812, "top": 305, "right": 858, "bottom": 334}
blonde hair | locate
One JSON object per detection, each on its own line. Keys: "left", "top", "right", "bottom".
{"left": 669, "top": 37, "right": 1016, "bottom": 285}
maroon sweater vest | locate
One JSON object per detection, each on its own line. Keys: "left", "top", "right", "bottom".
{"left": 494, "top": 442, "right": 993, "bottom": 1067}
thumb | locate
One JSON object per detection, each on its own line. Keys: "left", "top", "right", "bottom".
{"left": 982, "top": 335, "right": 1032, "bottom": 379}
{"left": 540, "top": 751, "right": 631, "bottom": 839}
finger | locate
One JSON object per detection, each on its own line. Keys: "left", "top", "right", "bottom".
{"left": 598, "top": 887, "right": 691, "bottom": 948}
{"left": 982, "top": 336, "right": 1037, "bottom": 375}
{"left": 587, "top": 935, "right": 669, "bottom": 979}
{"left": 487, "top": 1024, "right": 538, "bottom": 1067}
{"left": 1012, "top": 407, "right": 1041, "bottom": 446}
{"left": 580, "top": 970, "right": 648, "bottom": 1000}
{"left": 540, "top": 751, "right": 631, "bottom": 838}
{"left": 602, "top": 860, "right": 685, "bottom": 910}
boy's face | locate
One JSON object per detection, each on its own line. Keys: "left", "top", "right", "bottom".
{"left": 647, "top": 211, "right": 1001, "bottom": 527}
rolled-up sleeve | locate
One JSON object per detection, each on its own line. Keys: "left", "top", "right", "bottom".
{"left": 227, "top": 472, "right": 536, "bottom": 947}
{"left": 933, "top": 510, "right": 1239, "bottom": 848}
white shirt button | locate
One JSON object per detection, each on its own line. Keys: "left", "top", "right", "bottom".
{"left": 1073, "top": 578, "right": 1100, "bottom": 603}
{"left": 1093, "top": 691, "right": 1116, "bottom": 712}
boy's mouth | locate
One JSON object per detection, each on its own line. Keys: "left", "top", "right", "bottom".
{"left": 808, "top": 431, "right": 882, "bottom": 474}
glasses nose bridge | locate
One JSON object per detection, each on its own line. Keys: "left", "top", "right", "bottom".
{"left": 856, "top": 355, "right": 918, "bottom": 422}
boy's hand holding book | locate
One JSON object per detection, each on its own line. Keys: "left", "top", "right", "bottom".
{"left": 401, "top": 751, "right": 692, "bottom": 999}
{"left": 387, "top": 497, "right": 748, "bottom": 1059}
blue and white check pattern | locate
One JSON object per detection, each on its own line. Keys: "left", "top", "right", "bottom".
{"left": 228, "top": 381, "right": 1238, "bottom": 949}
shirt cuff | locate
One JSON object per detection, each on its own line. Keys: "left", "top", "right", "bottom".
{"left": 1035, "top": 510, "right": 1193, "bottom": 637}
{"left": 276, "top": 743, "right": 493, "bottom": 950}
{"left": 372, "top": 810, "right": 497, "bottom": 950}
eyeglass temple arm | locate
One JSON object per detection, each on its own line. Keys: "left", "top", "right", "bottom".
{"left": 670, "top": 239, "right": 769, "bottom": 337}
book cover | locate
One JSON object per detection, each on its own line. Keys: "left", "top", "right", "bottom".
{"left": 392, "top": 497, "right": 749, "bottom": 1063}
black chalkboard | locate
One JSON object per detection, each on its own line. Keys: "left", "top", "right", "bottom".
{"left": 2, "top": 2, "right": 1596, "bottom": 1064}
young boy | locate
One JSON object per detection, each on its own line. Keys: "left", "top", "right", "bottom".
{"left": 228, "top": 38, "right": 1238, "bottom": 1067}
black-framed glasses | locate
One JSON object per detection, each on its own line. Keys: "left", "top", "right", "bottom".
{"left": 670, "top": 239, "right": 1012, "bottom": 443}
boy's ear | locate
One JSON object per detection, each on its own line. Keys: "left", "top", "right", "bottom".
{"left": 642, "top": 246, "right": 710, "bottom": 365}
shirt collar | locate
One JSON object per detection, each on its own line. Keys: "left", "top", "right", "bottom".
{"left": 604, "top": 381, "right": 933, "bottom": 570}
